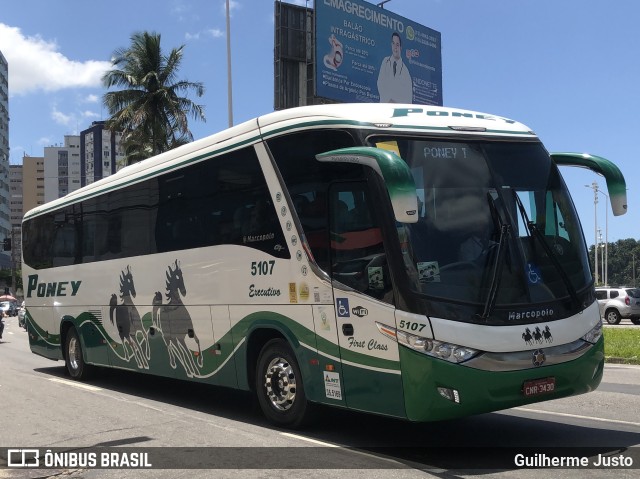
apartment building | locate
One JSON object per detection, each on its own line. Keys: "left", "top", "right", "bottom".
{"left": 0, "top": 51, "right": 11, "bottom": 269}
{"left": 43, "top": 135, "right": 82, "bottom": 203}
{"left": 81, "top": 121, "right": 124, "bottom": 186}
{"left": 21, "top": 155, "right": 45, "bottom": 215}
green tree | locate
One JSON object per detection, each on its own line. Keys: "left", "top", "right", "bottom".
{"left": 589, "top": 238, "right": 640, "bottom": 287}
{"left": 102, "top": 31, "right": 205, "bottom": 164}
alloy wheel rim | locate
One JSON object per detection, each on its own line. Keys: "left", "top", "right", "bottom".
{"left": 68, "top": 337, "right": 79, "bottom": 371}
{"left": 264, "top": 357, "right": 296, "bottom": 411}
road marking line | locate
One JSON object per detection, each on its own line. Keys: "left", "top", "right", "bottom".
{"left": 280, "top": 432, "right": 339, "bottom": 447}
{"left": 47, "top": 377, "right": 102, "bottom": 392}
{"left": 280, "top": 432, "right": 418, "bottom": 468}
{"left": 514, "top": 407, "right": 640, "bottom": 427}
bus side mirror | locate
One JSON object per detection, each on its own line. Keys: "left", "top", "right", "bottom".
{"left": 316, "top": 147, "right": 419, "bottom": 223}
{"left": 551, "top": 152, "right": 627, "bottom": 216}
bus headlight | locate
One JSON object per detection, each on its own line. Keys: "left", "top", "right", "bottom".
{"left": 376, "top": 322, "right": 480, "bottom": 364}
{"left": 581, "top": 321, "right": 603, "bottom": 344}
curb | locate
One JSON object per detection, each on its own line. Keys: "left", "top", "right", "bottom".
{"left": 605, "top": 356, "right": 640, "bottom": 365}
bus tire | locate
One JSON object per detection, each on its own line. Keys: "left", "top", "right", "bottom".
{"left": 255, "top": 338, "right": 311, "bottom": 429}
{"left": 64, "top": 327, "right": 94, "bottom": 380}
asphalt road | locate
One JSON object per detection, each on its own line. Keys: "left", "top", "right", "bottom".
{"left": 0, "top": 314, "right": 639, "bottom": 479}
{"left": 603, "top": 317, "right": 640, "bottom": 327}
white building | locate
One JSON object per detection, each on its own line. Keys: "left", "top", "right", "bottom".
{"left": 44, "top": 135, "right": 82, "bottom": 203}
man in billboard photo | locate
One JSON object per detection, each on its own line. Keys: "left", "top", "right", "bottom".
{"left": 377, "top": 32, "right": 413, "bottom": 103}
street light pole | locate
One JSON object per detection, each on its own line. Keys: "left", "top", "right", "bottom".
{"left": 599, "top": 229, "right": 604, "bottom": 284}
{"left": 585, "top": 182, "right": 599, "bottom": 285}
{"left": 599, "top": 190, "right": 609, "bottom": 286}
{"left": 225, "top": 0, "right": 233, "bottom": 127}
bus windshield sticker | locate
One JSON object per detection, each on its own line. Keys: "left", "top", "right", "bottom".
{"left": 368, "top": 267, "right": 384, "bottom": 290}
{"left": 375, "top": 141, "right": 400, "bottom": 156}
{"left": 418, "top": 261, "right": 440, "bottom": 283}
{"left": 526, "top": 263, "right": 543, "bottom": 284}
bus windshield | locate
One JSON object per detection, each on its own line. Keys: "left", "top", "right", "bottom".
{"left": 371, "top": 137, "right": 592, "bottom": 318}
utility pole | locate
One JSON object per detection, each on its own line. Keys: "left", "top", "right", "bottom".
{"left": 586, "top": 182, "right": 599, "bottom": 285}
{"left": 10, "top": 227, "right": 16, "bottom": 295}
{"left": 225, "top": 0, "right": 233, "bottom": 127}
{"left": 599, "top": 229, "right": 604, "bottom": 285}
{"left": 599, "top": 190, "right": 609, "bottom": 286}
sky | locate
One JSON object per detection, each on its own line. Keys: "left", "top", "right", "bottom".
{"left": 1, "top": 0, "right": 639, "bottom": 248}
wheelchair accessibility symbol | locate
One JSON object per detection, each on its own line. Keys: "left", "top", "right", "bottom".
{"left": 526, "top": 263, "right": 543, "bottom": 285}
{"left": 336, "top": 298, "right": 350, "bottom": 317}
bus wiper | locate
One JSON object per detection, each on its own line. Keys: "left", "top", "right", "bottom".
{"left": 513, "top": 192, "right": 579, "bottom": 307}
{"left": 478, "top": 192, "right": 510, "bottom": 321}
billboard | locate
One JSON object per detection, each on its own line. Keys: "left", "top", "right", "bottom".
{"left": 315, "top": 0, "right": 442, "bottom": 106}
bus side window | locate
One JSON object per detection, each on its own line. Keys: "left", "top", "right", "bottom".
{"left": 216, "top": 151, "right": 289, "bottom": 258}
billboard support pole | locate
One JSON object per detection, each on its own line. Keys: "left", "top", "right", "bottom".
{"left": 226, "top": 0, "right": 234, "bottom": 127}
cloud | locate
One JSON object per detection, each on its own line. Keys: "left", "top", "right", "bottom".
{"left": 82, "top": 110, "right": 100, "bottom": 119}
{"left": 171, "top": 0, "right": 200, "bottom": 22}
{"left": 0, "top": 23, "right": 112, "bottom": 96}
{"left": 51, "top": 106, "right": 73, "bottom": 126}
{"left": 83, "top": 94, "right": 100, "bottom": 103}
{"left": 208, "top": 28, "right": 224, "bottom": 38}
{"left": 50, "top": 103, "right": 101, "bottom": 130}
{"left": 185, "top": 28, "right": 224, "bottom": 41}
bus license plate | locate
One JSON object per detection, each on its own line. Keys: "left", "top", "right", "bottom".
{"left": 523, "top": 377, "right": 555, "bottom": 397}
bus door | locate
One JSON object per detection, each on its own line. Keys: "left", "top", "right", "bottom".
{"left": 327, "top": 182, "right": 406, "bottom": 418}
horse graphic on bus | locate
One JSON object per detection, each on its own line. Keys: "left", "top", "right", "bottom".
{"left": 152, "top": 260, "right": 203, "bottom": 378}
{"left": 108, "top": 261, "right": 202, "bottom": 378}
{"left": 109, "top": 265, "right": 149, "bottom": 369}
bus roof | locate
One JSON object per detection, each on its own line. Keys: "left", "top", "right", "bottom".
{"left": 24, "top": 104, "right": 536, "bottom": 220}
{"left": 256, "top": 103, "right": 534, "bottom": 138}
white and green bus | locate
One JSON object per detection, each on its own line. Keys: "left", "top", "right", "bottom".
{"left": 22, "top": 104, "right": 626, "bottom": 428}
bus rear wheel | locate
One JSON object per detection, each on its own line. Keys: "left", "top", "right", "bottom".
{"left": 65, "top": 328, "right": 94, "bottom": 380}
{"left": 255, "top": 338, "right": 311, "bottom": 429}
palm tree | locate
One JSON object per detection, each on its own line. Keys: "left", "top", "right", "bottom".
{"left": 102, "top": 31, "right": 205, "bottom": 164}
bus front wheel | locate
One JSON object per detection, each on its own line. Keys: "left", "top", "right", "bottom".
{"left": 64, "top": 328, "right": 94, "bottom": 380}
{"left": 255, "top": 338, "right": 311, "bottom": 429}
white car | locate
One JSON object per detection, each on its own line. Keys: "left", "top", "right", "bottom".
{"left": 595, "top": 287, "right": 640, "bottom": 325}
